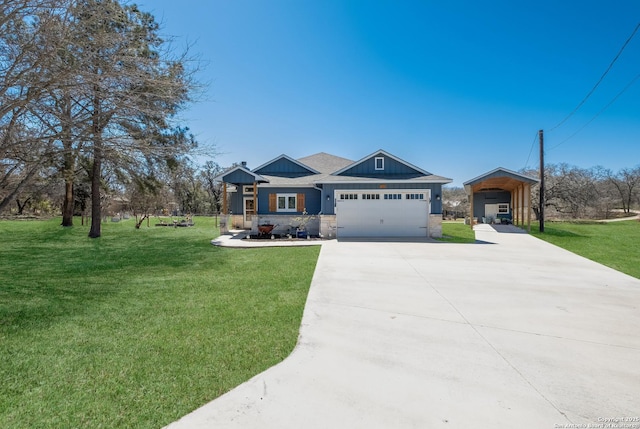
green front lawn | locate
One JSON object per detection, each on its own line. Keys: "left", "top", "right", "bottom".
{"left": 531, "top": 220, "right": 640, "bottom": 279}
{"left": 0, "top": 217, "right": 320, "bottom": 428}
{"left": 439, "top": 220, "right": 476, "bottom": 243}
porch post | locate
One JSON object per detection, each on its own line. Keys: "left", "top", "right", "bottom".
{"left": 222, "top": 183, "right": 228, "bottom": 215}
{"left": 253, "top": 181, "right": 257, "bottom": 218}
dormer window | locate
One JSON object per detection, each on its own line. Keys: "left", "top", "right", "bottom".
{"left": 375, "top": 157, "right": 384, "bottom": 170}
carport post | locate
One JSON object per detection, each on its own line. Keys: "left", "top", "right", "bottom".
{"left": 520, "top": 184, "right": 525, "bottom": 228}
{"left": 513, "top": 186, "right": 520, "bottom": 225}
{"left": 469, "top": 190, "right": 474, "bottom": 230}
{"left": 526, "top": 183, "right": 532, "bottom": 232}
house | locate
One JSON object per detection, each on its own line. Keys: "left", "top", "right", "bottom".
{"left": 215, "top": 150, "right": 452, "bottom": 239}
{"left": 463, "top": 167, "right": 539, "bottom": 231}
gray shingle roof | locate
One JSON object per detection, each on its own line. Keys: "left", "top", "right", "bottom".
{"left": 297, "top": 152, "right": 353, "bottom": 174}
{"left": 250, "top": 151, "right": 452, "bottom": 187}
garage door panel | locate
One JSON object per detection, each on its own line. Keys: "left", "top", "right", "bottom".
{"left": 336, "top": 191, "right": 429, "bottom": 237}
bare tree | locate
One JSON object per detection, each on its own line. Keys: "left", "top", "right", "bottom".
{"left": 606, "top": 166, "right": 640, "bottom": 214}
{"left": 442, "top": 186, "right": 468, "bottom": 219}
{"left": 539, "top": 164, "right": 595, "bottom": 219}
{"left": 200, "top": 161, "right": 224, "bottom": 214}
{"left": 0, "top": 0, "right": 68, "bottom": 213}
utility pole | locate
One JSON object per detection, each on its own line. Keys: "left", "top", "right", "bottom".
{"left": 539, "top": 129, "right": 545, "bottom": 233}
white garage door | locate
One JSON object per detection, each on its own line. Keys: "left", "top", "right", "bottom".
{"left": 335, "top": 190, "right": 430, "bottom": 238}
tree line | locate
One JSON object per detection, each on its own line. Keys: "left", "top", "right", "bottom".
{"left": 443, "top": 163, "right": 640, "bottom": 220}
{"left": 0, "top": 0, "right": 215, "bottom": 237}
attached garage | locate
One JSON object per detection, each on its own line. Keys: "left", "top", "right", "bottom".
{"left": 335, "top": 190, "right": 430, "bottom": 238}
{"left": 217, "top": 149, "right": 451, "bottom": 239}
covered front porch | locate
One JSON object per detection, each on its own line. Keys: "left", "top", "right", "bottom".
{"left": 214, "top": 164, "right": 268, "bottom": 232}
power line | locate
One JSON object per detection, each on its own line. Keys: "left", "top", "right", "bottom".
{"left": 548, "top": 21, "right": 640, "bottom": 132}
{"left": 523, "top": 131, "right": 539, "bottom": 170}
{"left": 548, "top": 72, "right": 640, "bottom": 150}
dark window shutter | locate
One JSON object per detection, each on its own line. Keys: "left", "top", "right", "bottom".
{"left": 269, "top": 193, "right": 276, "bottom": 212}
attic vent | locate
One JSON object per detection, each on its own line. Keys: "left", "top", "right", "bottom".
{"left": 375, "top": 157, "right": 384, "bottom": 170}
{"left": 241, "top": 161, "right": 247, "bottom": 168}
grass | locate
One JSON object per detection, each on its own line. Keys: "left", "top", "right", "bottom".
{"left": 438, "top": 220, "right": 476, "bottom": 243}
{"left": 0, "top": 217, "right": 320, "bottom": 428}
{"left": 531, "top": 220, "right": 640, "bottom": 279}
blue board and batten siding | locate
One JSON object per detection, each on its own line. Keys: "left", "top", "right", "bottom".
{"left": 338, "top": 154, "right": 426, "bottom": 179}
{"left": 222, "top": 169, "right": 258, "bottom": 215}
{"left": 320, "top": 183, "right": 443, "bottom": 215}
{"left": 223, "top": 169, "right": 258, "bottom": 184}
{"left": 257, "top": 187, "right": 322, "bottom": 215}
{"left": 254, "top": 158, "right": 315, "bottom": 178}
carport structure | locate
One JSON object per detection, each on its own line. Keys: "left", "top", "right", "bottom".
{"left": 464, "top": 167, "right": 539, "bottom": 231}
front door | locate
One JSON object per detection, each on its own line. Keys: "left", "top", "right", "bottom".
{"left": 243, "top": 197, "right": 255, "bottom": 229}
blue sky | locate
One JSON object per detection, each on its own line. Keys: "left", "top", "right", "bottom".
{"left": 142, "top": 0, "right": 640, "bottom": 186}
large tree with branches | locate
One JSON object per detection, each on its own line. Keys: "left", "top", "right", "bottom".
{"left": 66, "top": 0, "right": 193, "bottom": 237}
{"left": 1, "top": 0, "right": 196, "bottom": 235}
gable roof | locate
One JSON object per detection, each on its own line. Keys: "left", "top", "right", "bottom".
{"left": 253, "top": 154, "right": 320, "bottom": 176}
{"left": 464, "top": 167, "right": 539, "bottom": 193}
{"left": 332, "top": 149, "right": 433, "bottom": 177}
{"left": 217, "top": 150, "right": 451, "bottom": 186}
{"left": 213, "top": 165, "right": 268, "bottom": 184}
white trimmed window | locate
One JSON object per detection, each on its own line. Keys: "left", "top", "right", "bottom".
{"left": 277, "top": 193, "right": 297, "bottom": 212}
{"left": 375, "top": 157, "right": 384, "bottom": 170}
{"left": 498, "top": 203, "right": 510, "bottom": 214}
{"left": 243, "top": 185, "right": 254, "bottom": 194}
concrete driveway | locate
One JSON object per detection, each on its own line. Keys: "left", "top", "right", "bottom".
{"left": 167, "top": 226, "right": 640, "bottom": 428}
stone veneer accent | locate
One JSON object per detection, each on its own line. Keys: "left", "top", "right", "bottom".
{"left": 319, "top": 215, "right": 337, "bottom": 239}
{"left": 230, "top": 213, "right": 440, "bottom": 239}
{"left": 429, "top": 214, "right": 443, "bottom": 238}
{"left": 252, "top": 214, "right": 320, "bottom": 236}
{"left": 229, "top": 214, "right": 244, "bottom": 230}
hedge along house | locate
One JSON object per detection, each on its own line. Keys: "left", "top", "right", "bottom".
{"left": 463, "top": 167, "right": 540, "bottom": 232}
{"left": 215, "top": 150, "right": 452, "bottom": 239}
